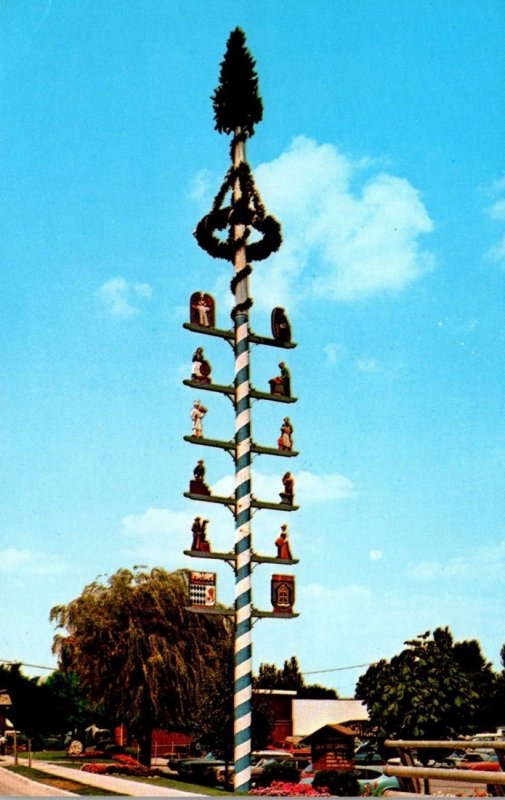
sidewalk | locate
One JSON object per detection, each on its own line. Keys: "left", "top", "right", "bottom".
{"left": 0, "top": 764, "right": 76, "bottom": 796}
{"left": 1, "top": 756, "right": 205, "bottom": 797}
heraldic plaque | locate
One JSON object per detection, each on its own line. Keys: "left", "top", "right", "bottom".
{"left": 189, "top": 571, "right": 216, "bottom": 607}
{"left": 271, "top": 574, "right": 295, "bottom": 613}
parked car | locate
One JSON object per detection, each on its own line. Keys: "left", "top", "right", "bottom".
{"left": 166, "top": 752, "right": 192, "bottom": 772}
{"left": 355, "top": 750, "right": 385, "bottom": 765}
{"left": 449, "top": 750, "right": 495, "bottom": 768}
{"left": 281, "top": 739, "right": 312, "bottom": 759}
{"left": 443, "top": 749, "right": 472, "bottom": 767}
{"left": 251, "top": 749, "right": 292, "bottom": 763}
{"left": 301, "top": 765, "right": 399, "bottom": 796}
{"left": 299, "top": 762, "right": 315, "bottom": 784}
{"left": 459, "top": 755, "right": 500, "bottom": 772}
{"left": 387, "top": 756, "right": 421, "bottom": 767}
{"left": 472, "top": 733, "right": 505, "bottom": 745}
{"left": 216, "top": 752, "right": 296, "bottom": 789}
{"left": 355, "top": 766, "right": 400, "bottom": 796}
{"left": 177, "top": 752, "right": 227, "bottom": 783}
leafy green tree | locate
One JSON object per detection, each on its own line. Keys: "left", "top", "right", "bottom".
{"left": 188, "top": 648, "right": 274, "bottom": 769}
{"left": 50, "top": 567, "right": 233, "bottom": 764}
{"left": 452, "top": 639, "right": 496, "bottom": 732}
{"left": 187, "top": 641, "right": 234, "bottom": 767}
{"left": 355, "top": 627, "right": 486, "bottom": 743}
{"left": 43, "top": 670, "right": 103, "bottom": 738}
{"left": 255, "top": 655, "right": 338, "bottom": 698}
{"left": 255, "top": 656, "right": 303, "bottom": 693}
{"left": 489, "top": 644, "right": 505, "bottom": 729}
{"left": 0, "top": 664, "right": 53, "bottom": 744}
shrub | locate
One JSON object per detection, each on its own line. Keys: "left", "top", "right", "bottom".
{"left": 43, "top": 736, "right": 66, "bottom": 750}
{"left": 103, "top": 741, "right": 124, "bottom": 754}
{"left": 260, "top": 760, "right": 301, "bottom": 787}
{"left": 312, "top": 770, "right": 360, "bottom": 796}
{"left": 78, "top": 749, "right": 106, "bottom": 759}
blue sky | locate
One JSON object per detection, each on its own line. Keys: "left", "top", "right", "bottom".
{"left": 1, "top": 0, "right": 504, "bottom": 697}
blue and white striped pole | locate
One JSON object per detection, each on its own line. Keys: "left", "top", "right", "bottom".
{"left": 232, "top": 131, "right": 253, "bottom": 793}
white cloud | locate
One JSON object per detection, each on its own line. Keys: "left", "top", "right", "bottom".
{"left": 291, "top": 577, "right": 499, "bottom": 674}
{"left": 324, "top": 343, "right": 347, "bottom": 365}
{"left": 406, "top": 541, "right": 505, "bottom": 580}
{"left": 122, "top": 507, "right": 190, "bottom": 537}
{"left": 188, "top": 168, "right": 215, "bottom": 203}
{"left": 295, "top": 470, "right": 357, "bottom": 502}
{"left": 486, "top": 175, "right": 505, "bottom": 269}
{"left": 369, "top": 550, "right": 383, "bottom": 561}
{"left": 121, "top": 507, "right": 194, "bottom": 565}
{"left": 98, "top": 277, "right": 152, "bottom": 317}
{"left": 489, "top": 199, "right": 505, "bottom": 221}
{"left": 0, "top": 547, "right": 66, "bottom": 575}
{"left": 210, "top": 468, "right": 357, "bottom": 505}
{"left": 356, "top": 358, "right": 378, "bottom": 374}
{"left": 248, "top": 135, "right": 434, "bottom": 308}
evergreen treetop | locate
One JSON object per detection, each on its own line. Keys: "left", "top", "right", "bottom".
{"left": 212, "top": 27, "right": 263, "bottom": 136}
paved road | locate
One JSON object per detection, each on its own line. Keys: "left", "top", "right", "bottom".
{"left": 0, "top": 766, "right": 76, "bottom": 796}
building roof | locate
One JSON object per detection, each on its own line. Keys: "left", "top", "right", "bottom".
{"left": 300, "top": 723, "right": 357, "bottom": 744}
{"left": 292, "top": 698, "right": 368, "bottom": 737}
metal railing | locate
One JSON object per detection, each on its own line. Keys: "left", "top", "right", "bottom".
{"left": 384, "top": 739, "right": 505, "bottom": 796}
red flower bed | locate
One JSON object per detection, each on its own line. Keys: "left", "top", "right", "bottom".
{"left": 75, "top": 749, "right": 106, "bottom": 759}
{"left": 81, "top": 762, "right": 109, "bottom": 774}
{"left": 249, "top": 781, "right": 330, "bottom": 796}
{"left": 81, "top": 753, "right": 163, "bottom": 778}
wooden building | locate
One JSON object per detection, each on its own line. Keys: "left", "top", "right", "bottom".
{"left": 300, "top": 723, "right": 356, "bottom": 772}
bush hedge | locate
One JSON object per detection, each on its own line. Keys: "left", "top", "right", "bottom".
{"left": 312, "top": 769, "right": 360, "bottom": 796}
{"left": 260, "top": 760, "right": 301, "bottom": 786}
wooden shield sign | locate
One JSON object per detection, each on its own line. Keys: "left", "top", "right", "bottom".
{"left": 271, "top": 307, "right": 291, "bottom": 342}
{"left": 189, "top": 571, "right": 216, "bottom": 606}
{"left": 271, "top": 574, "right": 295, "bottom": 612}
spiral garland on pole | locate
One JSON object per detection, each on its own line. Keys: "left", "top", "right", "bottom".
{"left": 194, "top": 28, "right": 282, "bottom": 793}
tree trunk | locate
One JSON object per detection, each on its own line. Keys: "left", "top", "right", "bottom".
{"left": 138, "top": 729, "right": 153, "bottom": 766}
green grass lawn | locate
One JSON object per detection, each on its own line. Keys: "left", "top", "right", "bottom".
{"left": 11, "top": 752, "right": 237, "bottom": 796}
{"left": 6, "top": 765, "right": 122, "bottom": 796}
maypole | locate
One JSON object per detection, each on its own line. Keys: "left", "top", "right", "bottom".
{"left": 231, "top": 128, "right": 254, "bottom": 791}
{"left": 185, "top": 28, "right": 298, "bottom": 793}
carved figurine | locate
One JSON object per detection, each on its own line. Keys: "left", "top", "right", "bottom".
{"left": 269, "top": 362, "right": 291, "bottom": 397}
{"left": 191, "top": 517, "right": 211, "bottom": 551}
{"left": 279, "top": 471, "right": 295, "bottom": 505}
{"left": 191, "top": 400, "right": 207, "bottom": 438}
{"left": 278, "top": 417, "right": 293, "bottom": 451}
{"left": 275, "top": 524, "right": 293, "bottom": 560}
{"left": 190, "top": 291, "right": 215, "bottom": 328}
{"left": 271, "top": 307, "right": 292, "bottom": 343}
{"left": 191, "top": 347, "right": 212, "bottom": 383}
{"left": 191, "top": 516, "right": 202, "bottom": 549}
{"left": 190, "top": 459, "right": 211, "bottom": 496}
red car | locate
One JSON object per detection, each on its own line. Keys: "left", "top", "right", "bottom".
{"left": 459, "top": 755, "right": 501, "bottom": 772}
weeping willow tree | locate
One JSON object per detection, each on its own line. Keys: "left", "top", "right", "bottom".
{"left": 50, "top": 567, "right": 233, "bottom": 764}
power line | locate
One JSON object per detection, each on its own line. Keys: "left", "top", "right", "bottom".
{"left": 302, "top": 661, "right": 376, "bottom": 676}
{"left": 0, "top": 658, "right": 56, "bottom": 672}
{"left": 1, "top": 657, "right": 376, "bottom": 677}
